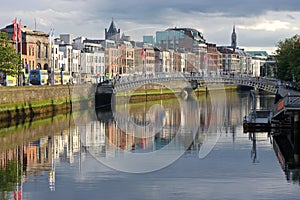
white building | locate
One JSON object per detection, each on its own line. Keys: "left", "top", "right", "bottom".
{"left": 72, "top": 38, "right": 106, "bottom": 83}
{"left": 160, "top": 50, "right": 171, "bottom": 73}
{"left": 58, "top": 34, "right": 74, "bottom": 72}
{"left": 71, "top": 49, "right": 80, "bottom": 83}
{"left": 59, "top": 44, "right": 72, "bottom": 72}
{"left": 51, "top": 42, "right": 64, "bottom": 72}
{"left": 93, "top": 51, "right": 105, "bottom": 83}
{"left": 246, "top": 51, "right": 269, "bottom": 77}
{"left": 180, "top": 53, "right": 187, "bottom": 73}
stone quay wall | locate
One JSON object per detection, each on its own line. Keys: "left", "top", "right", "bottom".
{"left": 0, "top": 84, "right": 95, "bottom": 105}
{"left": 0, "top": 84, "right": 96, "bottom": 126}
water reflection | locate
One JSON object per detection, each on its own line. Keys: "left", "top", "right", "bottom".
{"left": 273, "top": 132, "right": 300, "bottom": 184}
{"left": 1, "top": 91, "right": 300, "bottom": 199}
{"left": 245, "top": 92, "right": 300, "bottom": 184}
{"left": 0, "top": 114, "right": 79, "bottom": 199}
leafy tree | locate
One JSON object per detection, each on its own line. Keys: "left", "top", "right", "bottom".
{"left": 0, "top": 31, "right": 21, "bottom": 77}
{"left": 0, "top": 160, "right": 22, "bottom": 200}
{"left": 275, "top": 34, "right": 300, "bottom": 81}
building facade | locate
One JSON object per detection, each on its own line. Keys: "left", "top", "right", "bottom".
{"left": 1, "top": 24, "right": 51, "bottom": 71}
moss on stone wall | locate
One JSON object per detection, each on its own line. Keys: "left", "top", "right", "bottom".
{"left": 0, "top": 84, "right": 95, "bottom": 125}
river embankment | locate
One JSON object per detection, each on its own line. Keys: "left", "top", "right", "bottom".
{"left": 0, "top": 84, "right": 95, "bottom": 128}
{"left": 116, "top": 84, "right": 238, "bottom": 103}
{"left": 0, "top": 83, "right": 238, "bottom": 128}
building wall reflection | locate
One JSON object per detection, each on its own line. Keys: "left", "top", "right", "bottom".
{"left": 0, "top": 90, "right": 245, "bottom": 194}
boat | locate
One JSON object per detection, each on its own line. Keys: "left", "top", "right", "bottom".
{"left": 242, "top": 109, "right": 272, "bottom": 133}
{"left": 95, "top": 80, "right": 115, "bottom": 110}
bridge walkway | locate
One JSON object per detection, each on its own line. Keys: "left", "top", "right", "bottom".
{"left": 113, "top": 75, "right": 279, "bottom": 94}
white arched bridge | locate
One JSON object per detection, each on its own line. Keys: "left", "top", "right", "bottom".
{"left": 113, "top": 74, "right": 279, "bottom": 94}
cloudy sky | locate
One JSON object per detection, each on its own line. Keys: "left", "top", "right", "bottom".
{"left": 1, "top": 0, "right": 300, "bottom": 53}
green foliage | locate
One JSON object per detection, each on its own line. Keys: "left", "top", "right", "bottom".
{"left": 0, "top": 160, "right": 21, "bottom": 192}
{"left": 276, "top": 34, "right": 300, "bottom": 81}
{"left": 0, "top": 31, "right": 21, "bottom": 77}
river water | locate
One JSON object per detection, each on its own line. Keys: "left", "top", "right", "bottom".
{"left": 1, "top": 89, "right": 300, "bottom": 200}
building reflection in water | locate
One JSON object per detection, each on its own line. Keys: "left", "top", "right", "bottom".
{"left": 0, "top": 113, "right": 81, "bottom": 198}
{"left": 0, "top": 90, "right": 259, "bottom": 197}
{"left": 77, "top": 90, "right": 243, "bottom": 173}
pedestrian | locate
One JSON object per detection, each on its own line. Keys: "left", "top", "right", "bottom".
{"left": 48, "top": 76, "right": 51, "bottom": 85}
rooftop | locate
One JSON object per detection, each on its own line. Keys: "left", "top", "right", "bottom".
{"left": 246, "top": 51, "right": 269, "bottom": 57}
{"left": 107, "top": 19, "right": 118, "bottom": 34}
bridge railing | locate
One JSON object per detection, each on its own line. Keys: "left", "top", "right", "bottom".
{"left": 114, "top": 74, "right": 279, "bottom": 94}
{"left": 285, "top": 95, "right": 300, "bottom": 106}
{"left": 273, "top": 94, "right": 300, "bottom": 119}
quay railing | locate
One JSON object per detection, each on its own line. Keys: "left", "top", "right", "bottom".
{"left": 273, "top": 95, "right": 300, "bottom": 119}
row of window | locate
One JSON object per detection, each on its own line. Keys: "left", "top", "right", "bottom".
{"left": 85, "top": 56, "right": 105, "bottom": 63}
{"left": 28, "top": 44, "right": 49, "bottom": 59}
{"left": 28, "top": 46, "right": 35, "bottom": 56}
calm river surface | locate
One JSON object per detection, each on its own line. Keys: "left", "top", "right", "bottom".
{"left": 1, "top": 90, "right": 300, "bottom": 200}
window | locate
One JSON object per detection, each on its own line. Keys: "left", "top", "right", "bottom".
{"left": 37, "top": 45, "right": 41, "bottom": 58}
{"left": 45, "top": 45, "right": 48, "bottom": 58}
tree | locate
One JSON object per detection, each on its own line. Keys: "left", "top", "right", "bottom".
{"left": 275, "top": 34, "right": 300, "bottom": 81}
{"left": 0, "top": 159, "right": 22, "bottom": 200}
{"left": 0, "top": 31, "right": 21, "bottom": 77}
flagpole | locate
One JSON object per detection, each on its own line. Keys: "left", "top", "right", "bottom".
{"left": 19, "top": 19, "right": 22, "bottom": 86}
{"left": 50, "top": 29, "right": 52, "bottom": 85}
{"left": 12, "top": 18, "right": 18, "bottom": 53}
{"left": 15, "top": 18, "right": 19, "bottom": 86}
{"left": 49, "top": 28, "right": 55, "bottom": 85}
{"left": 15, "top": 18, "right": 18, "bottom": 53}
{"left": 144, "top": 48, "right": 147, "bottom": 78}
{"left": 19, "top": 19, "right": 22, "bottom": 65}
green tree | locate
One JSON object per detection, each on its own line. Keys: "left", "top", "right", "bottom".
{"left": 0, "top": 160, "right": 22, "bottom": 200}
{"left": 0, "top": 31, "right": 21, "bottom": 77}
{"left": 276, "top": 34, "right": 300, "bottom": 81}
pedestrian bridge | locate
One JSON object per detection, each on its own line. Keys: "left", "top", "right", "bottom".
{"left": 113, "top": 74, "right": 279, "bottom": 94}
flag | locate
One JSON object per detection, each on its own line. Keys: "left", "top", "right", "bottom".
{"left": 14, "top": 190, "right": 22, "bottom": 200}
{"left": 141, "top": 48, "right": 146, "bottom": 59}
{"left": 141, "top": 137, "right": 145, "bottom": 149}
{"left": 48, "top": 29, "right": 54, "bottom": 45}
{"left": 203, "top": 54, "right": 207, "bottom": 62}
{"left": 298, "top": 37, "right": 300, "bottom": 45}
{"left": 12, "top": 18, "right": 17, "bottom": 41}
{"left": 18, "top": 20, "right": 22, "bottom": 42}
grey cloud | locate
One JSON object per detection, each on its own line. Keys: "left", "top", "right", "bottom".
{"left": 2, "top": 0, "right": 300, "bottom": 49}
{"left": 85, "top": 0, "right": 300, "bottom": 21}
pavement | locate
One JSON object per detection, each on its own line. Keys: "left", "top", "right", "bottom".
{"left": 277, "top": 83, "right": 300, "bottom": 97}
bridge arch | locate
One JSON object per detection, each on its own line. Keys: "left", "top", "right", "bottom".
{"left": 113, "top": 75, "right": 279, "bottom": 94}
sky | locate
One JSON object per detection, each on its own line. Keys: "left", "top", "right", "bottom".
{"left": 1, "top": 0, "right": 300, "bottom": 54}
